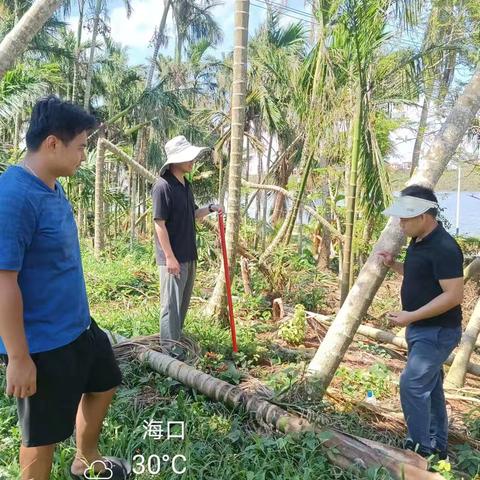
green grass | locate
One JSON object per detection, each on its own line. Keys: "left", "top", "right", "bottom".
{"left": 0, "top": 360, "right": 396, "bottom": 480}
{"left": 1, "top": 239, "right": 476, "bottom": 479}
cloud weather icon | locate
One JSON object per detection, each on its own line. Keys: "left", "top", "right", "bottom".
{"left": 83, "top": 460, "right": 114, "bottom": 480}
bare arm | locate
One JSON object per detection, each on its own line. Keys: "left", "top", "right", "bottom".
{"left": 409, "top": 277, "right": 463, "bottom": 322}
{"left": 154, "top": 220, "right": 180, "bottom": 276}
{"left": 195, "top": 204, "right": 223, "bottom": 221}
{"left": 0, "top": 271, "right": 36, "bottom": 398}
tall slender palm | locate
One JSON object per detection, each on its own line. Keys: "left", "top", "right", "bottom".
{"left": 72, "top": 0, "right": 86, "bottom": 103}
{"left": 83, "top": 0, "right": 132, "bottom": 112}
{"left": 205, "top": 0, "right": 250, "bottom": 320}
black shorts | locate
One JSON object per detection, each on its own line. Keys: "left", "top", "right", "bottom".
{"left": 0, "top": 318, "right": 122, "bottom": 447}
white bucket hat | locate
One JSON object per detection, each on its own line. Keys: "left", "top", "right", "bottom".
{"left": 159, "top": 135, "right": 210, "bottom": 176}
{"left": 383, "top": 195, "right": 439, "bottom": 219}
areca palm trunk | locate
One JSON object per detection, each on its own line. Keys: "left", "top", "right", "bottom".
{"left": 84, "top": 0, "right": 102, "bottom": 112}
{"left": 340, "top": 84, "right": 363, "bottom": 304}
{"left": 133, "top": 0, "right": 172, "bottom": 232}
{"left": 205, "top": 0, "right": 250, "bottom": 320}
{"left": 147, "top": 0, "right": 171, "bottom": 87}
{"left": 0, "top": 0, "right": 64, "bottom": 80}
{"left": 445, "top": 297, "right": 480, "bottom": 388}
{"left": 283, "top": 148, "right": 315, "bottom": 245}
{"left": 307, "top": 64, "right": 480, "bottom": 398}
{"left": 72, "top": 0, "right": 86, "bottom": 103}
{"left": 409, "top": 89, "right": 431, "bottom": 176}
{"left": 94, "top": 134, "right": 106, "bottom": 256}
{"left": 261, "top": 135, "right": 273, "bottom": 250}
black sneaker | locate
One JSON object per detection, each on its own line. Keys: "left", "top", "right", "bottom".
{"left": 433, "top": 449, "right": 449, "bottom": 461}
{"left": 404, "top": 439, "right": 433, "bottom": 458}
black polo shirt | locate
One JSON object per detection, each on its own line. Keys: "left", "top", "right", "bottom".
{"left": 401, "top": 222, "right": 463, "bottom": 328}
{"left": 152, "top": 170, "right": 197, "bottom": 266}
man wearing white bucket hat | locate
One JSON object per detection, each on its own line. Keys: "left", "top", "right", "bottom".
{"left": 378, "top": 185, "right": 463, "bottom": 460}
{"left": 152, "top": 136, "right": 222, "bottom": 352}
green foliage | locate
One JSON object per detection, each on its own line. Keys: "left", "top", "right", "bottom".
{"left": 356, "top": 342, "right": 392, "bottom": 359}
{"left": 279, "top": 304, "right": 307, "bottom": 345}
{"left": 1, "top": 360, "right": 387, "bottom": 480}
{"left": 335, "top": 363, "right": 394, "bottom": 400}
{"left": 268, "top": 246, "right": 325, "bottom": 311}
{"left": 464, "top": 407, "right": 480, "bottom": 440}
{"left": 451, "top": 444, "right": 480, "bottom": 478}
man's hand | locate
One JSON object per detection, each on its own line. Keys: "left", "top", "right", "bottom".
{"left": 6, "top": 355, "right": 36, "bottom": 398}
{"left": 377, "top": 251, "right": 394, "bottom": 267}
{"left": 166, "top": 256, "right": 181, "bottom": 277}
{"left": 210, "top": 204, "right": 223, "bottom": 215}
{"left": 387, "top": 311, "right": 415, "bottom": 327}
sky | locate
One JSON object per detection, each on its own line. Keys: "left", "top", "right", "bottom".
{"left": 68, "top": 0, "right": 313, "bottom": 66}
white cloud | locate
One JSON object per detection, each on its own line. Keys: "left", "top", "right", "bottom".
{"left": 110, "top": 0, "right": 165, "bottom": 49}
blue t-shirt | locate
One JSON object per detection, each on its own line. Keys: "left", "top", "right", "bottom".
{"left": 0, "top": 166, "right": 91, "bottom": 354}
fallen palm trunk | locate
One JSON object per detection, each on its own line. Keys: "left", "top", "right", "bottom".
{"left": 304, "top": 309, "right": 480, "bottom": 378}
{"left": 275, "top": 303, "right": 480, "bottom": 378}
{"left": 105, "top": 331, "right": 440, "bottom": 479}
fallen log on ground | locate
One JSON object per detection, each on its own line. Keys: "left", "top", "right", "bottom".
{"left": 277, "top": 304, "right": 480, "bottom": 379}
{"left": 105, "top": 331, "right": 441, "bottom": 480}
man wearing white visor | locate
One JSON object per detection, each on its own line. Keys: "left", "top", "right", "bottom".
{"left": 152, "top": 136, "right": 222, "bottom": 354}
{"left": 378, "top": 185, "right": 463, "bottom": 460}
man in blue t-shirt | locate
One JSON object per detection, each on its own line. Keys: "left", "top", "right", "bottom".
{"left": 378, "top": 185, "right": 463, "bottom": 461}
{"left": 0, "top": 97, "right": 131, "bottom": 479}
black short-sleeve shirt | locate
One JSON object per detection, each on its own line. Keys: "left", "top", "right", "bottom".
{"left": 401, "top": 222, "right": 463, "bottom": 328}
{"left": 152, "top": 170, "right": 197, "bottom": 265}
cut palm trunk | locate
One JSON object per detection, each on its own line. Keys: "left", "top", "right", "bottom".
{"left": 445, "top": 297, "right": 480, "bottom": 387}
{"left": 307, "top": 65, "right": 480, "bottom": 398}
{"left": 106, "top": 332, "right": 439, "bottom": 480}
{"left": 304, "top": 309, "right": 480, "bottom": 378}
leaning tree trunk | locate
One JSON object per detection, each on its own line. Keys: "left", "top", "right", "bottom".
{"left": 0, "top": 0, "right": 64, "bottom": 80}
{"left": 307, "top": 65, "right": 480, "bottom": 397}
{"left": 132, "top": 0, "right": 172, "bottom": 230}
{"left": 204, "top": 0, "right": 250, "bottom": 320}
{"left": 445, "top": 297, "right": 480, "bottom": 387}
{"left": 464, "top": 257, "right": 480, "bottom": 284}
{"left": 83, "top": 0, "right": 102, "bottom": 112}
